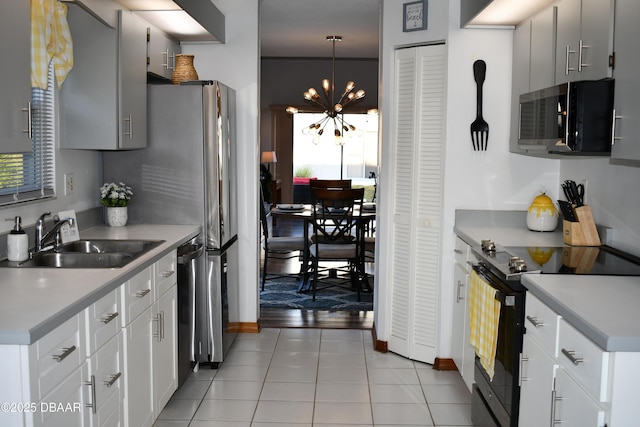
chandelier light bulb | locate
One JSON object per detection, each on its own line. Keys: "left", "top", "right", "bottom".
{"left": 289, "top": 34, "right": 370, "bottom": 156}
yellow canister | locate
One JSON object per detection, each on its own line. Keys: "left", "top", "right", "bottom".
{"left": 526, "top": 193, "right": 558, "bottom": 232}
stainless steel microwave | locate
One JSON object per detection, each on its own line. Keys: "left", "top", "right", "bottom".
{"left": 518, "top": 79, "right": 614, "bottom": 155}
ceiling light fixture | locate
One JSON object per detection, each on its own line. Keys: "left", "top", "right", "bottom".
{"left": 286, "top": 35, "right": 366, "bottom": 146}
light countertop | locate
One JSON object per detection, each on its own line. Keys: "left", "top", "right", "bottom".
{"left": 0, "top": 224, "right": 200, "bottom": 345}
{"left": 455, "top": 209, "right": 640, "bottom": 353}
{"left": 522, "top": 274, "right": 640, "bottom": 352}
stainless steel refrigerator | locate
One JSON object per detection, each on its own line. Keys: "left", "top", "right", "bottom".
{"left": 103, "top": 81, "right": 238, "bottom": 370}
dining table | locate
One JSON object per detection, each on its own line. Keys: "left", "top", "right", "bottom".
{"left": 269, "top": 203, "right": 376, "bottom": 292}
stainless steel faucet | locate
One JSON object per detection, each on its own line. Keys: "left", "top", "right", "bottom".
{"left": 35, "top": 212, "right": 75, "bottom": 253}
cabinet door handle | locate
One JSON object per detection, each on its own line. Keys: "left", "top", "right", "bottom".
{"left": 103, "top": 372, "right": 122, "bottom": 388}
{"left": 162, "top": 49, "right": 169, "bottom": 69}
{"left": 21, "top": 102, "right": 32, "bottom": 139}
{"left": 611, "top": 109, "right": 622, "bottom": 146}
{"left": 100, "top": 312, "right": 119, "bottom": 324}
{"left": 136, "top": 288, "right": 151, "bottom": 298}
{"left": 551, "top": 389, "right": 563, "bottom": 425}
{"left": 85, "top": 374, "right": 97, "bottom": 414}
{"left": 161, "top": 270, "right": 175, "bottom": 278}
{"left": 456, "top": 280, "right": 464, "bottom": 302}
{"left": 160, "top": 310, "right": 165, "bottom": 340}
{"left": 52, "top": 345, "right": 76, "bottom": 362}
{"left": 169, "top": 52, "right": 176, "bottom": 70}
{"left": 526, "top": 315, "right": 545, "bottom": 328}
{"left": 561, "top": 348, "right": 584, "bottom": 365}
{"left": 578, "top": 39, "right": 589, "bottom": 72}
{"left": 153, "top": 313, "right": 162, "bottom": 342}
{"left": 453, "top": 249, "right": 463, "bottom": 254}
{"left": 565, "top": 45, "right": 576, "bottom": 75}
{"left": 519, "top": 355, "right": 529, "bottom": 386}
{"left": 124, "top": 114, "right": 133, "bottom": 138}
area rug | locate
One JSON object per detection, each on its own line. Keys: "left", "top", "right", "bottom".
{"left": 260, "top": 275, "right": 373, "bottom": 311}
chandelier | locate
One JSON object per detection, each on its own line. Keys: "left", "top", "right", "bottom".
{"left": 286, "top": 35, "right": 366, "bottom": 146}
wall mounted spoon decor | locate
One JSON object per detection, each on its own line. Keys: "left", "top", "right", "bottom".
{"left": 470, "top": 59, "right": 489, "bottom": 151}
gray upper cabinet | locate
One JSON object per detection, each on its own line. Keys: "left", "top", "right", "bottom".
{"left": 529, "top": 7, "right": 556, "bottom": 91}
{"left": 611, "top": 0, "right": 640, "bottom": 162}
{"left": 555, "top": 0, "right": 614, "bottom": 84}
{"left": 61, "top": 7, "right": 147, "bottom": 150}
{"left": 148, "top": 25, "right": 181, "bottom": 80}
{"left": 0, "top": 0, "right": 32, "bottom": 153}
{"left": 510, "top": 20, "right": 531, "bottom": 154}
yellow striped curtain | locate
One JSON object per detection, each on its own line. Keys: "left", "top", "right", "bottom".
{"left": 31, "top": 0, "right": 73, "bottom": 89}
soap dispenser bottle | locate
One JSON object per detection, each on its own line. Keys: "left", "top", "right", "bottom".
{"left": 7, "top": 216, "right": 29, "bottom": 262}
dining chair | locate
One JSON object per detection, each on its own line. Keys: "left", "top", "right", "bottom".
{"left": 306, "top": 187, "right": 370, "bottom": 301}
{"left": 259, "top": 188, "right": 307, "bottom": 291}
{"left": 309, "top": 179, "right": 352, "bottom": 189}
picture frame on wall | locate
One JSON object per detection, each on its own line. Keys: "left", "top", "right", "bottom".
{"left": 403, "top": 0, "right": 428, "bottom": 32}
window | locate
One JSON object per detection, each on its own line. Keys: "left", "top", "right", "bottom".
{"left": 0, "top": 65, "right": 55, "bottom": 206}
{"left": 292, "top": 112, "right": 379, "bottom": 181}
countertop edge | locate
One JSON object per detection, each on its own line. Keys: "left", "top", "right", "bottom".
{"left": 0, "top": 224, "right": 200, "bottom": 345}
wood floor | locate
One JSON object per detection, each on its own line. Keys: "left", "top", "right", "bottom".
{"left": 260, "top": 215, "right": 374, "bottom": 330}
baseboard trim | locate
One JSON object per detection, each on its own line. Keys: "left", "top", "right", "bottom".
{"left": 372, "top": 323, "right": 388, "bottom": 353}
{"left": 433, "top": 358, "right": 458, "bottom": 371}
{"left": 228, "top": 322, "right": 260, "bottom": 333}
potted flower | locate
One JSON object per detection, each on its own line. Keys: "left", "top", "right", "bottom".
{"left": 100, "top": 182, "right": 133, "bottom": 227}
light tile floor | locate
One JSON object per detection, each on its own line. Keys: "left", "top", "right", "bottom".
{"left": 153, "top": 328, "right": 474, "bottom": 426}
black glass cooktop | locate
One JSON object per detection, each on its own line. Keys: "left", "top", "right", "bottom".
{"left": 504, "top": 245, "right": 640, "bottom": 276}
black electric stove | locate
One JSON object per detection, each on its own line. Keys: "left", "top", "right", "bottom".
{"left": 469, "top": 241, "right": 640, "bottom": 427}
{"left": 474, "top": 244, "right": 640, "bottom": 280}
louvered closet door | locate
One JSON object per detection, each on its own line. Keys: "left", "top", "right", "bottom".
{"left": 388, "top": 44, "right": 446, "bottom": 363}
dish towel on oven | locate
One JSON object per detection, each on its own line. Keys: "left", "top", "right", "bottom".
{"left": 469, "top": 270, "right": 501, "bottom": 380}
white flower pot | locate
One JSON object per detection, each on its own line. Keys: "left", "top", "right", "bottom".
{"left": 106, "top": 207, "right": 128, "bottom": 227}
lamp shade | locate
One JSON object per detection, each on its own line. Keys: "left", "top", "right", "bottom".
{"left": 261, "top": 151, "right": 277, "bottom": 163}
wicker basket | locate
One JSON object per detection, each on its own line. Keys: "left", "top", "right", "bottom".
{"left": 172, "top": 54, "right": 199, "bottom": 84}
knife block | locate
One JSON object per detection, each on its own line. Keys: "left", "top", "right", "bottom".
{"left": 562, "top": 205, "right": 601, "bottom": 246}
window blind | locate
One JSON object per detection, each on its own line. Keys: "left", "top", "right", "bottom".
{"left": 0, "top": 64, "right": 55, "bottom": 206}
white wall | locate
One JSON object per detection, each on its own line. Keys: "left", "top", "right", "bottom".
{"left": 375, "top": 0, "right": 560, "bottom": 357}
{"left": 561, "top": 158, "right": 640, "bottom": 256}
{"left": 182, "top": 0, "right": 260, "bottom": 324}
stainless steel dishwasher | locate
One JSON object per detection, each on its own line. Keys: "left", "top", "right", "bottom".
{"left": 176, "top": 237, "right": 204, "bottom": 388}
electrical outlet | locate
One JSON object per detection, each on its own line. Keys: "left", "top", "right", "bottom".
{"left": 64, "top": 173, "right": 74, "bottom": 195}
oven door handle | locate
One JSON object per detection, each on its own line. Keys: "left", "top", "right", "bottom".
{"left": 472, "top": 265, "right": 515, "bottom": 307}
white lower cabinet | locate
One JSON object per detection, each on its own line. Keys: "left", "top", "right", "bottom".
{"left": 122, "top": 305, "right": 154, "bottom": 427}
{"left": 451, "top": 236, "right": 474, "bottom": 391}
{"left": 519, "top": 334, "right": 557, "bottom": 427}
{"left": 87, "top": 333, "right": 124, "bottom": 427}
{"left": 122, "top": 251, "right": 178, "bottom": 426}
{"left": 520, "top": 292, "right": 640, "bottom": 427}
{"left": 35, "top": 361, "right": 90, "bottom": 427}
{"left": 553, "top": 368, "right": 605, "bottom": 426}
{"left": 153, "top": 286, "right": 178, "bottom": 415}
{"left": 0, "top": 249, "right": 179, "bottom": 427}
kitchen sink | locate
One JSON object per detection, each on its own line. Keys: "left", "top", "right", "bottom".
{"left": 58, "top": 239, "right": 163, "bottom": 255}
{"left": 1, "top": 239, "right": 165, "bottom": 269}
{"left": 19, "top": 252, "right": 135, "bottom": 268}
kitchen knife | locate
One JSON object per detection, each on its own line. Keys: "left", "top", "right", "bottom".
{"left": 558, "top": 200, "right": 578, "bottom": 222}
